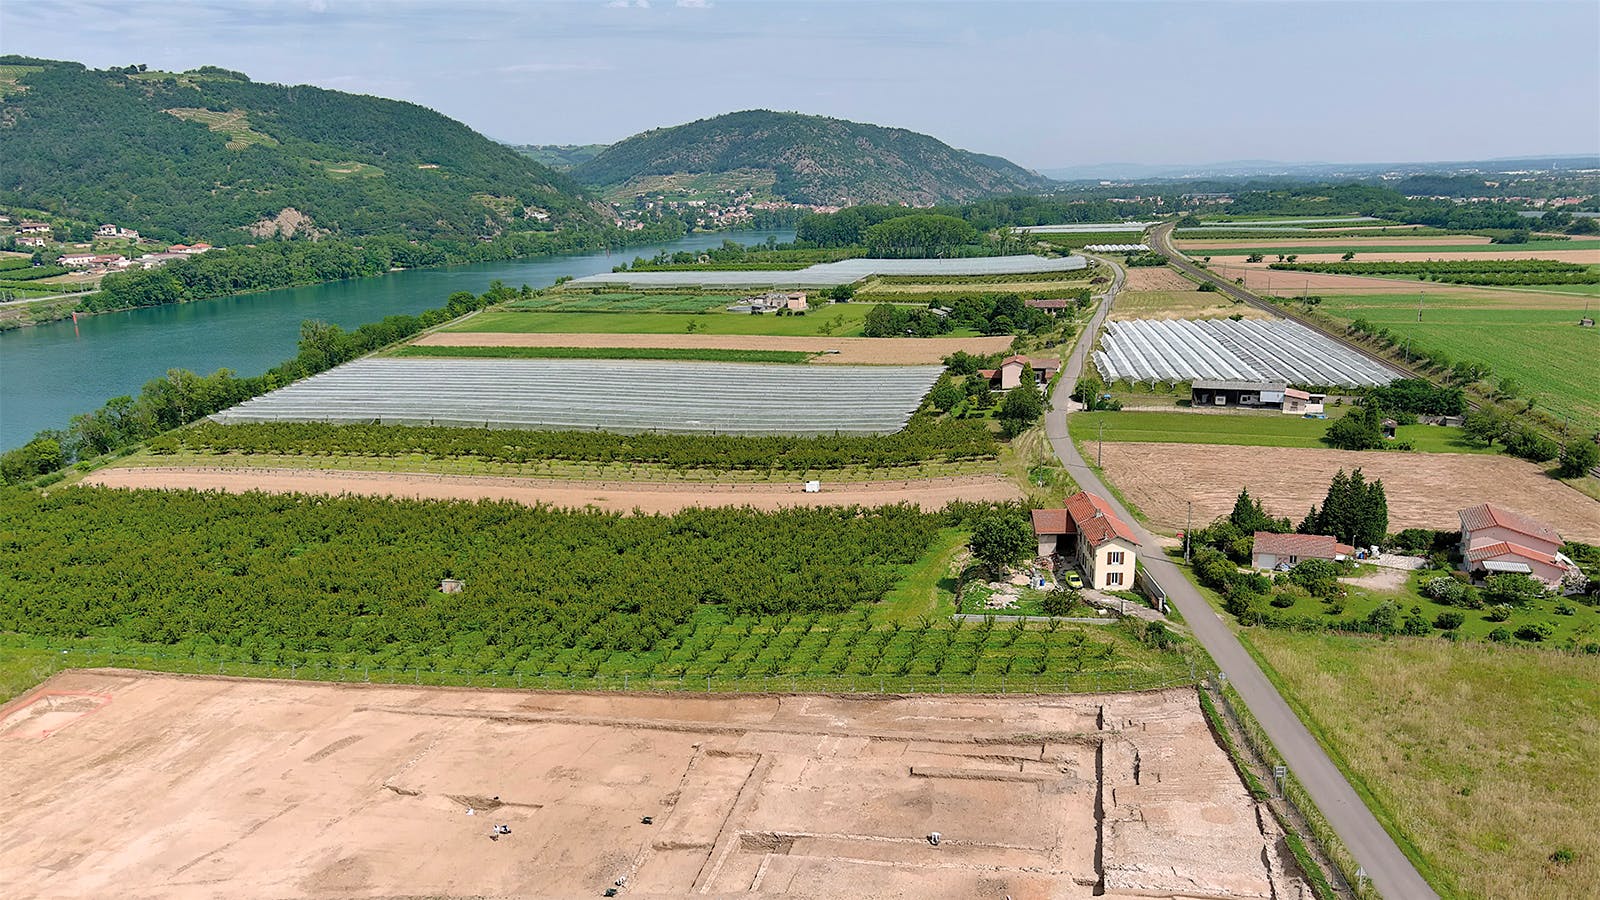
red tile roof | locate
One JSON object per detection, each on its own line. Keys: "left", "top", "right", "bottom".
{"left": 1064, "top": 491, "right": 1138, "bottom": 547}
{"left": 1031, "top": 492, "right": 1138, "bottom": 547}
{"left": 1252, "top": 532, "right": 1346, "bottom": 561}
{"left": 1031, "top": 508, "right": 1071, "bottom": 535}
{"left": 1463, "top": 540, "right": 1559, "bottom": 566}
{"left": 1458, "top": 503, "right": 1560, "bottom": 546}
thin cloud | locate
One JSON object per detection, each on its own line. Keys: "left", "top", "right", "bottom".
{"left": 498, "top": 61, "right": 614, "bottom": 74}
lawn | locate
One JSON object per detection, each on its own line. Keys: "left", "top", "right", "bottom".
{"left": 446, "top": 304, "right": 947, "bottom": 338}
{"left": 1317, "top": 293, "right": 1600, "bottom": 433}
{"left": 1245, "top": 630, "right": 1600, "bottom": 900}
{"left": 0, "top": 646, "right": 61, "bottom": 703}
{"left": 1067, "top": 409, "right": 1494, "bottom": 454}
{"left": 509, "top": 292, "right": 731, "bottom": 313}
{"left": 389, "top": 345, "right": 816, "bottom": 364}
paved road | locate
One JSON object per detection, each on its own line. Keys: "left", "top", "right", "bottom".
{"left": 1046, "top": 253, "right": 1438, "bottom": 900}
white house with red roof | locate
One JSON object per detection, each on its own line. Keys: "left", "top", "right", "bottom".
{"left": 1458, "top": 503, "right": 1580, "bottom": 591}
{"left": 1251, "top": 532, "right": 1353, "bottom": 571}
{"left": 1031, "top": 491, "right": 1139, "bottom": 590}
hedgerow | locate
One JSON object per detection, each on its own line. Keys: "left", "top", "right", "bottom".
{"left": 155, "top": 415, "right": 999, "bottom": 470}
{"left": 1269, "top": 259, "right": 1599, "bottom": 285}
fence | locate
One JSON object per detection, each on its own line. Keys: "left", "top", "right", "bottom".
{"left": 17, "top": 645, "right": 1207, "bottom": 697}
{"left": 1207, "top": 676, "right": 1378, "bottom": 899}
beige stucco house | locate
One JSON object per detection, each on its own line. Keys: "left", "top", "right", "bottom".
{"left": 1031, "top": 491, "right": 1139, "bottom": 590}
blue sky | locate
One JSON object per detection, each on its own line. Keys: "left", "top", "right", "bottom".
{"left": 3, "top": 1, "right": 1597, "bottom": 169}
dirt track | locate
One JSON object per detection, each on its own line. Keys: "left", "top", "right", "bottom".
{"left": 413, "top": 332, "right": 1014, "bottom": 365}
{"left": 1096, "top": 442, "right": 1600, "bottom": 542}
{"left": 83, "top": 466, "right": 1024, "bottom": 513}
{"left": 0, "top": 671, "right": 1304, "bottom": 899}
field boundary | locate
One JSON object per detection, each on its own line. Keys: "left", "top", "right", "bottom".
{"left": 9, "top": 646, "right": 1208, "bottom": 696}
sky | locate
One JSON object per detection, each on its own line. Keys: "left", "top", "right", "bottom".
{"left": 3, "top": 0, "right": 1597, "bottom": 171}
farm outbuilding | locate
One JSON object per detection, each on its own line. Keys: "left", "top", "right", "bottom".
{"left": 1250, "top": 532, "right": 1353, "bottom": 571}
{"left": 981, "top": 355, "right": 1059, "bottom": 391}
{"left": 1190, "top": 379, "right": 1286, "bottom": 409}
{"left": 1031, "top": 491, "right": 1138, "bottom": 590}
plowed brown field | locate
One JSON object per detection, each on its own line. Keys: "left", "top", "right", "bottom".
{"left": 83, "top": 467, "right": 1024, "bottom": 513}
{"left": 1095, "top": 442, "right": 1600, "bottom": 542}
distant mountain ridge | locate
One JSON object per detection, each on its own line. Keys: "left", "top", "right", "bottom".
{"left": 1043, "top": 154, "right": 1600, "bottom": 182}
{"left": 573, "top": 110, "right": 1055, "bottom": 206}
{"left": 509, "top": 144, "right": 610, "bottom": 170}
{"left": 0, "top": 57, "right": 607, "bottom": 243}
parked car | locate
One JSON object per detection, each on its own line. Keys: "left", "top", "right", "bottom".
{"left": 1063, "top": 571, "right": 1084, "bottom": 590}
{"left": 1302, "top": 412, "right": 1328, "bottom": 419}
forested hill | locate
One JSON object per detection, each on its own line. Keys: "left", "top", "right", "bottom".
{"left": 0, "top": 58, "right": 609, "bottom": 243}
{"left": 573, "top": 110, "right": 1055, "bottom": 206}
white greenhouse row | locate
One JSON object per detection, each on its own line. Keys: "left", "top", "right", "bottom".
{"left": 1008, "top": 222, "right": 1156, "bottom": 234}
{"left": 1094, "top": 318, "right": 1399, "bottom": 387}
{"left": 210, "top": 358, "right": 944, "bottom": 435}
{"left": 567, "top": 254, "right": 1085, "bottom": 289}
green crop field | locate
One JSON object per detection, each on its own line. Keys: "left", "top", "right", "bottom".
{"left": 1246, "top": 630, "right": 1600, "bottom": 899}
{"left": 1067, "top": 409, "right": 1493, "bottom": 454}
{"left": 447, "top": 304, "right": 959, "bottom": 337}
{"left": 510, "top": 292, "right": 731, "bottom": 313}
{"left": 390, "top": 345, "right": 817, "bottom": 364}
{"left": 1038, "top": 231, "right": 1147, "bottom": 249}
{"left": 1317, "top": 293, "right": 1600, "bottom": 433}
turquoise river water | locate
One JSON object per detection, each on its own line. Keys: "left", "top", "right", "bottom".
{"left": 0, "top": 229, "right": 792, "bottom": 450}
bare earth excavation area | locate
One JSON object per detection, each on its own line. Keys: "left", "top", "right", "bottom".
{"left": 83, "top": 467, "right": 1025, "bottom": 513}
{"left": 0, "top": 672, "right": 1304, "bottom": 900}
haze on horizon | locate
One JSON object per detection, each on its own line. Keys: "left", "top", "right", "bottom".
{"left": 3, "top": 0, "right": 1597, "bottom": 172}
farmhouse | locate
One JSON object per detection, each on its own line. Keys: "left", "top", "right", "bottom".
{"left": 14, "top": 236, "right": 46, "bottom": 248}
{"left": 58, "top": 252, "right": 99, "bottom": 267}
{"left": 1458, "top": 503, "right": 1581, "bottom": 590}
{"left": 980, "top": 355, "right": 1059, "bottom": 391}
{"left": 1025, "top": 298, "right": 1073, "bottom": 314}
{"left": 1251, "top": 532, "right": 1353, "bottom": 571}
{"left": 17, "top": 221, "right": 51, "bottom": 234}
{"left": 1031, "top": 491, "right": 1138, "bottom": 590}
{"left": 728, "top": 291, "right": 808, "bottom": 314}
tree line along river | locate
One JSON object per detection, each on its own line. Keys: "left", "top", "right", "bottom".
{"left": 0, "top": 229, "right": 794, "bottom": 451}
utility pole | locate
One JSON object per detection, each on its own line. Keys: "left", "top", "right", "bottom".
{"left": 1418, "top": 290, "right": 1424, "bottom": 323}
{"left": 1185, "top": 501, "right": 1193, "bottom": 563}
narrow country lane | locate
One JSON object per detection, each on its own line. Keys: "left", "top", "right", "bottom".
{"left": 1045, "top": 252, "right": 1439, "bottom": 900}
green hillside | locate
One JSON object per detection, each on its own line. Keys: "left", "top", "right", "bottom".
{"left": 0, "top": 58, "right": 608, "bottom": 243}
{"left": 510, "top": 143, "right": 610, "bottom": 169}
{"left": 574, "top": 110, "right": 1054, "bottom": 206}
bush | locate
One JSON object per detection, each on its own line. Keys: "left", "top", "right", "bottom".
{"left": 1555, "top": 602, "right": 1576, "bottom": 616}
{"left": 1270, "top": 594, "right": 1297, "bottom": 609}
{"left": 1483, "top": 573, "right": 1549, "bottom": 606}
{"left": 1488, "top": 627, "right": 1512, "bottom": 642}
{"left": 1434, "top": 611, "right": 1465, "bottom": 630}
{"left": 1514, "top": 621, "right": 1556, "bottom": 642}
{"left": 1484, "top": 604, "right": 1513, "bottom": 622}
{"left": 1421, "top": 575, "right": 1469, "bottom": 605}
{"left": 1365, "top": 602, "right": 1400, "bottom": 633}
{"left": 1402, "top": 614, "right": 1433, "bottom": 636}
{"left": 1288, "top": 558, "right": 1345, "bottom": 598}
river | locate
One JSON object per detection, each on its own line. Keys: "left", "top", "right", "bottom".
{"left": 0, "top": 229, "right": 793, "bottom": 450}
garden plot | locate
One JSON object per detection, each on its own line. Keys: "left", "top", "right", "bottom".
{"left": 566, "top": 254, "right": 1086, "bottom": 289}
{"left": 0, "top": 671, "right": 1306, "bottom": 900}
{"left": 211, "top": 358, "right": 942, "bottom": 435}
{"left": 1095, "top": 318, "right": 1399, "bottom": 387}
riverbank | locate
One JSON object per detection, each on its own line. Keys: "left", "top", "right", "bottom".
{"left": 0, "top": 229, "right": 794, "bottom": 449}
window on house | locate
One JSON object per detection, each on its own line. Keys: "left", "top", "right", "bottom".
{"left": 1108, "top": 551, "right": 1124, "bottom": 565}
{"left": 1107, "top": 572, "right": 1123, "bottom": 586}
